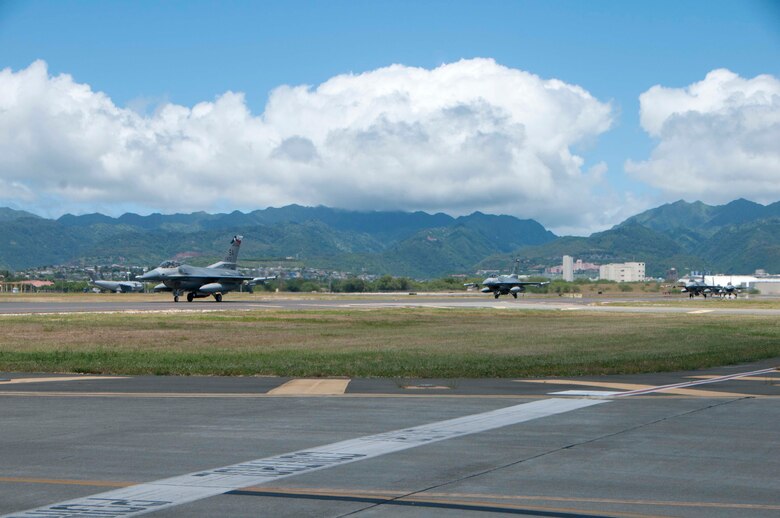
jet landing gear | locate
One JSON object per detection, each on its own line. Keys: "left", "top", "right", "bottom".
{"left": 494, "top": 292, "right": 500, "bottom": 299}
{"left": 180, "top": 292, "right": 222, "bottom": 302}
{"left": 512, "top": 292, "right": 518, "bottom": 299}
{"left": 173, "top": 290, "right": 182, "bottom": 303}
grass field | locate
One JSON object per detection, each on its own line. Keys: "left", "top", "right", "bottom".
{"left": 1, "top": 307, "right": 779, "bottom": 377}
{"left": 597, "top": 297, "right": 780, "bottom": 309}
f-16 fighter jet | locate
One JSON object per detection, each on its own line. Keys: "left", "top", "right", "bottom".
{"left": 137, "top": 235, "right": 253, "bottom": 302}
{"left": 466, "top": 259, "right": 549, "bottom": 299}
{"left": 87, "top": 270, "right": 144, "bottom": 293}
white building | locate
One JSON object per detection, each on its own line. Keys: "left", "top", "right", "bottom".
{"left": 599, "top": 262, "right": 646, "bottom": 282}
{"left": 680, "top": 274, "right": 780, "bottom": 294}
{"left": 562, "top": 255, "right": 574, "bottom": 282}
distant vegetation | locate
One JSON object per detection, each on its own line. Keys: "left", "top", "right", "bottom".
{"left": 2, "top": 198, "right": 779, "bottom": 278}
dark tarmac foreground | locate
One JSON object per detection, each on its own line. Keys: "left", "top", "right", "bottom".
{"left": 1, "top": 360, "right": 779, "bottom": 518}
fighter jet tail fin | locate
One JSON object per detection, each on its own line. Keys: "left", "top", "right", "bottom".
{"left": 511, "top": 258, "right": 520, "bottom": 276}
{"left": 207, "top": 235, "right": 243, "bottom": 270}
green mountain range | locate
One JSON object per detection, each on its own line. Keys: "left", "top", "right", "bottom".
{"left": 478, "top": 198, "right": 780, "bottom": 277}
{"left": 0, "top": 205, "right": 554, "bottom": 277}
{"left": 1, "top": 199, "right": 778, "bottom": 278}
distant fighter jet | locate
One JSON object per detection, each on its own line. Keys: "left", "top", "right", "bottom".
{"left": 136, "top": 235, "right": 253, "bottom": 302}
{"left": 466, "top": 259, "right": 549, "bottom": 299}
{"left": 87, "top": 270, "right": 144, "bottom": 293}
{"left": 679, "top": 274, "right": 720, "bottom": 298}
{"left": 714, "top": 282, "right": 740, "bottom": 299}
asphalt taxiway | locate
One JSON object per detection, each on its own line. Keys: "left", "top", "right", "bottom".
{"left": 1, "top": 361, "right": 779, "bottom": 517}
{"left": 2, "top": 293, "right": 780, "bottom": 317}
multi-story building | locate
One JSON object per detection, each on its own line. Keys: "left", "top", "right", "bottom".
{"left": 599, "top": 262, "right": 646, "bottom": 282}
{"left": 562, "top": 255, "right": 574, "bottom": 282}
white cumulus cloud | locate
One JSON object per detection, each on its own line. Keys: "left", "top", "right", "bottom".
{"left": 626, "top": 69, "right": 780, "bottom": 203}
{"left": 0, "top": 59, "right": 615, "bottom": 233}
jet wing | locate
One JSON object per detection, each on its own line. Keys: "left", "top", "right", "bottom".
{"left": 165, "top": 274, "right": 254, "bottom": 284}
{"left": 249, "top": 276, "right": 277, "bottom": 285}
{"left": 165, "top": 266, "right": 254, "bottom": 284}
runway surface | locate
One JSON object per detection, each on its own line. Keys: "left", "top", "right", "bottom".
{"left": 1, "top": 362, "right": 779, "bottom": 517}
{"left": 1, "top": 295, "right": 779, "bottom": 516}
{"left": 2, "top": 293, "right": 780, "bottom": 317}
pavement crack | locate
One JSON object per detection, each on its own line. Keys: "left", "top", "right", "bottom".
{"left": 337, "top": 397, "right": 751, "bottom": 517}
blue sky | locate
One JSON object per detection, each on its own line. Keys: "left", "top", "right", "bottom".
{"left": 0, "top": 0, "right": 778, "bottom": 234}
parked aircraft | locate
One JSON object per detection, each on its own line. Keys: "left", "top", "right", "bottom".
{"left": 714, "top": 283, "right": 740, "bottom": 298}
{"left": 136, "top": 235, "right": 253, "bottom": 302}
{"left": 87, "top": 270, "right": 144, "bottom": 293}
{"left": 679, "top": 274, "right": 721, "bottom": 298}
{"left": 466, "top": 260, "right": 549, "bottom": 299}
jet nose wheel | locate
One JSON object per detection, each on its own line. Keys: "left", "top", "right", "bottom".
{"left": 174, "top": 295, "right": 179, "bottom": 303}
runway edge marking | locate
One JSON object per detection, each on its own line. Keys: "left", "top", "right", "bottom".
{"left": 0, "top": 376, "right": 125, "bottom": 385}
{"left": 610, "top": 367, "right": 777, "bottom": 397}
{"left": 2, "top": 398, "right": 605, "bottom": 518}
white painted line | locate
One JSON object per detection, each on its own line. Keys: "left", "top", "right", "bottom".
{"left": 687, "top": 375, "right": 779, "bottom": 382}
{"left": 610, "top": 367, "right": 778, "bottom": 398}
{"left": 687, "top": 309, "right": 714, "bottom": 314}
{"left": 2, "top": 398, "right": 606, "bottom": 518}
{"left": 0, "top": 309, "right": 243, "bottom": 317}
{"left": 0, "top": 376, "right": 125, "bottom": 385}
{"left": 550, "top": 390, "right": 623, "bottom": 396}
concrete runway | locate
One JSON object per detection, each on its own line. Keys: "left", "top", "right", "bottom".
{"left": 1, "top": 296, "right": 779, "bottom": 516}
{"left": 1, "top": 362, "right": 779, "bottom": 517}
{"left": 2, "top": 293, "right": 780, "bottom": 317}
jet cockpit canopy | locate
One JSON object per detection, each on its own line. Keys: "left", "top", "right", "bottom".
{"left": 158, "top": 260, "right": 181, "bottom": 269}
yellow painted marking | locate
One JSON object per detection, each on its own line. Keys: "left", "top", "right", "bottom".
{"left": 0, "top": 390, "right": 774, "bottom": 400}
{"left": 517, "top": 379, "right": 752, "bottom": 397}
{"left": 687, "top": 375, "right": 779, "bottom": 382}
{"left": 0, "top": 390, "right": 547, "bottom": 399}
{"left": 267, "top": 378, "right": 350, "bottom": 395}
{"left": 1, "top": 478, "right": 777, "bottom": 512}
{"left": 402, "top": 385, "right": 452, "bottom": 390}
{"left": 0, "top": 376, "right": 125, "bottom": 385}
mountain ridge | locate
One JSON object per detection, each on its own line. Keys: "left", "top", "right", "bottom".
{"left": 2, "top": 200, "right": 778, "bottom": 277}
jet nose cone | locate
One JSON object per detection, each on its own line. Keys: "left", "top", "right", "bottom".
{"left": 136, "top": 271, "right": 155, "bottom": 281}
